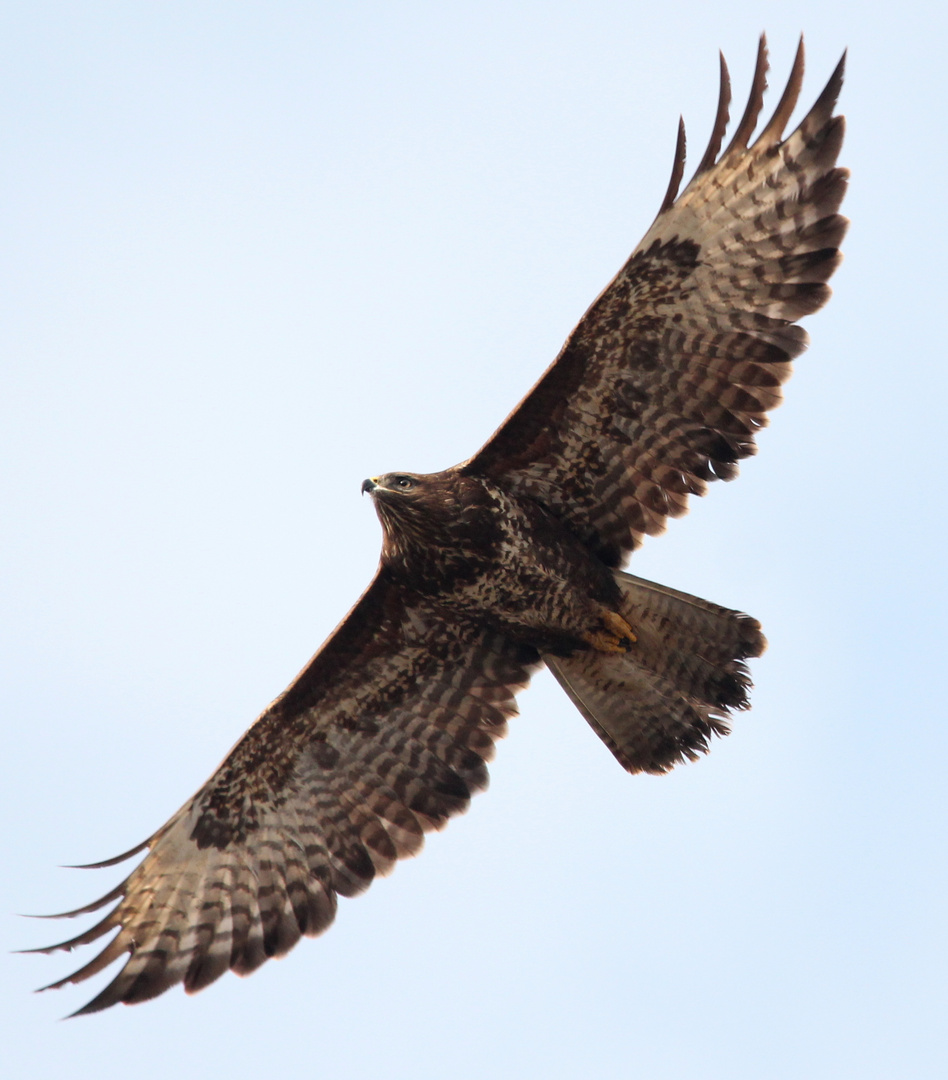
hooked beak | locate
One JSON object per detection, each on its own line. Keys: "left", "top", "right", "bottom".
{"left": 361, "top": 477, "right": 378, "bottom": 495}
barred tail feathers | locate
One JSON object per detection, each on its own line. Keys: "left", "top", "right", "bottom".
{"left": 544, "top": 571, "right": 766, "bottom": 774}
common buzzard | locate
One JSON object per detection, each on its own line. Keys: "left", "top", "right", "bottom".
{"left": 30, "top": 37, "right": 848, "bottom": 1014}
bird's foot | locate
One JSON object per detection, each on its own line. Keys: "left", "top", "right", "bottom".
{"left": 582, "top": 608, "right": 637, "bottom": 654}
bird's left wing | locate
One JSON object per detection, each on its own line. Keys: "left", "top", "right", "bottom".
{"left": 28, "top": 570, "right": 539, "bottom": 1014}
{"left": 462, "top": 38, "right": 848, "bottom": 567}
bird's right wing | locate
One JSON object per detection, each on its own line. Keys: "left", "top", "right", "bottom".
{"left": 28, "top": 571, "right": 539, "bottom": 1014}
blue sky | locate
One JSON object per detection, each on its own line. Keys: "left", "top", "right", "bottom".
{"left": 3, "top": 3, "right": 946, "bottom": 1078}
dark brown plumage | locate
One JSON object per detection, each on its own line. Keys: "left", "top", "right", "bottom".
{"left": 28, "top": 37, "right": 847, "bottom": 1015}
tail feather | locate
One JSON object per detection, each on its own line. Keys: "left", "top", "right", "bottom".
{"left": 544, "top": 571, "right": 765, "bottom": 774}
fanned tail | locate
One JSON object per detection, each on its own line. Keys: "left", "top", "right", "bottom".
{"left": 545, "top": 571, "right": 766, "bottom": 774}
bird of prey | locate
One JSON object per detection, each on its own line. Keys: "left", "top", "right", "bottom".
{"left": 30, "top": 36, "right": 848, "bottom": 1014}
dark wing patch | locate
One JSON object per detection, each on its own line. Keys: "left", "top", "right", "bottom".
{"left": 27, "top": 572, "right": 539, "bottom": 1014}
{"left": 462, "top": 36, "right": 848, "bottom": 566}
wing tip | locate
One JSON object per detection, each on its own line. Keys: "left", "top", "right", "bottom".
{"left": 754, "top": 35, "right": 805, "bottom": 148}
{"left": 722, "top": 33, "right": 770, "bottom": 157}
{"left": 62, "top": 837, "right": 151, "bottom": 870}
{"left": 817, "top": 46, "right": 847, "bottom": 117}
{"left": 20, "top": 878, "right": 130, "bottom": 923}
{"left": 658, "top": 116, "right": 687, "bottom": 215}
{"left": 670, "top": 34, "right": 840, "bottom": 211}
{"left": 693, "top": 50, "right": 732, "bottom": 177}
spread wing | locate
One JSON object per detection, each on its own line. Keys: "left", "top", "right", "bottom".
{"left": 462, "top": 37, "right": 848, "bottom": 567}
{"left": 28, "top": 572, "right": 539, "bottom": 1014}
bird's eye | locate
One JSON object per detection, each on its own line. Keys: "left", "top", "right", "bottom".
{"left": 395, "top": 476, "right": 414, "bottom": 490}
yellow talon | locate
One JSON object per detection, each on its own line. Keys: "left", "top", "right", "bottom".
{"left": 582, "top": 609, "right": 637, "bottom": 654}
{"left": 601, "top": 608, "right": 637, "bottom": 645}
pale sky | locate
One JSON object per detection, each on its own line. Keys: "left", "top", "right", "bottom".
{"left": 3, "top": 3, "right": 946, "bottom": 1078}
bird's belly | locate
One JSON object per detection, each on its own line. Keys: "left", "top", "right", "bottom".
{"left": 439, "top": 550, "right": 615, "bottom": 655}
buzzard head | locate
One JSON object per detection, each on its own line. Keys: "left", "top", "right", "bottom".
{"left": 361, "top": 470, "right": 493, "bottom": 567}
